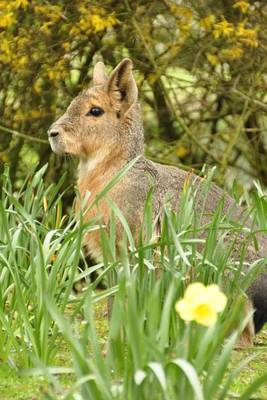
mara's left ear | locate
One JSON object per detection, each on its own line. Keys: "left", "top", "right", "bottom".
{"left": 93, "top": 61, "right": 107, "bottom": 86}
{"left": 106, "top": 58, "right": 138, "bottom": 114}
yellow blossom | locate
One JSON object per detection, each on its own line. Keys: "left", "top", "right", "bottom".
{"left": 18, "top": 55, "right": 28, "bottom": 66}
{"left": 90, "top": 14, "right": 108, "bottom": 32}
{"left": 12, "top": 0, "right": 29, "bottom": 9}
{"left": 207, "top": 53, "right": 219, "bottom": 67}
{"left": 33, "top": 79, "right": 42, "bottom": 94}
{"left": 213, "top": 18, "right": 234, "bottom": 39}
{"left": 34, "top": 4, "right": 62, "bottom": 24}
{"left": 178, "top": 21, "right": 192, "bottom": 38}
{"left": 16, "top": 36, "right": 27, "bottom": 47}
{"left": 71, "top": 12, "right": 118, "bottom": 36}
{"left": 236, "top": 22, "right": 258, "bottom": 47}
{"left": 175, "top": 282, "right": 227, "bottom": 327}
{"left": 199, "top": 14, "right": 216, "bottom": 30}
{"left": 47, "top": 67, "right": 67, "bottom": 81}
{"left": 62, "top": 42, "right": 71, "bottom": 52}
{"left": 34, "top": 4, "right": 47, "bottom": 14}
{"left": 41, "top": 21, "right": 53, "bottom": 32}
{"left": 0, "top": 37, "right": 12, "bottom": 63}
{"left": 177, "top": 6, "right": 193, "bottom": 20}
{"left": 236, "top": 22, "right": 254, "bottom": 37}
{"left": 69, "top": 25, "right": 80, "bottom": 36}
{"left": 220, "top": 46, "right": 244, "bottom": 60}
{"left": 47, "top": 69, "right": 60, "bottom": 80}
{"left": 0, "top": 11, "right": 15, "bottom": 28}
{"left": 0, "top": 38, "right": 11, "bottom": 54}
{"left": 239, "top": 37, "right": 258, "bottom": 47}
{"left": 171, "top": 5, "right": 193, "bottom": 20}
{"left": 91, "top": 13, "right": 118, "bottom": 33}
{"left": 233, "top": 1, "right": 250, "bottom": 13}
{"left": 176, "top": 146, "right": 189, "bottom": 159}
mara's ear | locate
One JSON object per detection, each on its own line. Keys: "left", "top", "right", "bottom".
{"left": 93, "top": 61, "right": 107, "bottom": 86}
{"left": 107, "top": 58, "right": 138, "bottom": 114}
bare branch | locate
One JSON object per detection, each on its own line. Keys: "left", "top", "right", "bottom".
{"left": 0, "top": 124, "right": 48, "bottom": 145}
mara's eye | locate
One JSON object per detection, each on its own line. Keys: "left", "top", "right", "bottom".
{"left": 86, "top": 107, "right": 104, "bottom": 117}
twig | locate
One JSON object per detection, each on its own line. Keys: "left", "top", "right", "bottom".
{"left": 0, "top": 124, "right": 48, "bottom": 144}
{"left": 220, "top": 97, "right": 251, "bottom": 177}
{"left": 231, "top": 88, "right": 267, "bottom": 112}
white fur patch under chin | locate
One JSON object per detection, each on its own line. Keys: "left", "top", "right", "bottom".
{"left": 78, "top": 152, "right": 107, "bottom": 177}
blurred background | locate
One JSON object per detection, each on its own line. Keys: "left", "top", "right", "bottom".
{"left": 0, "top": 0, "right": 267, "bottom": 207}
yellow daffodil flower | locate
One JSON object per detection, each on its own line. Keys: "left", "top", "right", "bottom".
{"left": 175, "top": 282, "right": 227, "bottom": 327}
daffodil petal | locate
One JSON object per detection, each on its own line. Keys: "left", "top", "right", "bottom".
{"left": 184, "top": 282, "right": 206, "bottom": 305}
{"left": 206, "top": 285, "right": 227, "bottom": 312}
{"left": 175, "top": 299, "right": 194, "bottom": 321}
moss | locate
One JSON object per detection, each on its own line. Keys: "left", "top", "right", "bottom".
{"left": 94, "top": 299, "right": 109, "bottom": 339}
{"left": 0, "top": 365, "right": 47, "bottom": 400}
{"left": 230, "top": 327, "right": 267, "bottom": 398}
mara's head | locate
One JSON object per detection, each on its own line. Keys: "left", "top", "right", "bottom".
{"left": 48, "top": 58, "right": 144, "bottom": 160}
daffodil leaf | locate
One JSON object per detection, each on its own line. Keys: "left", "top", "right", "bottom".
{"left": 134, "top": 369, "right": 147, "bottom": 385}
{"left": 169, "top": 358, "right": 204, "bottom": 400}
{"left": 148, "top": 362, "right": 167, "bottom": 392}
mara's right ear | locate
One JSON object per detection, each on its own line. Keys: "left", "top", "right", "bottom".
{"left": 106, "top": 58, "right": 138, "bottom": 114}
{"left": 93, "top": 61, "right": 107, "bottom": 86}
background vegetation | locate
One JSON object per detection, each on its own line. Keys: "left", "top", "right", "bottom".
{"left": 1, "top": 0, "right": 267, "bottom": 200}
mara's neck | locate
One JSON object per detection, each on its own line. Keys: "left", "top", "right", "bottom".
{"left": 77, "top": 147, "right": 129, "bottom": 201}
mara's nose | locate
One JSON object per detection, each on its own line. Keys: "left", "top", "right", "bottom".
{"left": 48, "top": 130, "right": 59, "bottom": 138}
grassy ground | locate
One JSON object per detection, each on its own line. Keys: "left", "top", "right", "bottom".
{"left": 0, "top": 300, "right": 266, "bottom": 400}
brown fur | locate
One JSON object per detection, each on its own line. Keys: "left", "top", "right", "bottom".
{"left": 76, "top": 147, "right": 126, "bottom": 259}
{"left": 48, "top": 58, "right": 267, "bottom": 345}
{"left": 236, "top": 300, "right": 255, "bottom": 348}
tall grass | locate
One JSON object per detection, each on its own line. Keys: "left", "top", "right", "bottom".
{"left": 0, "top": 163, "right": 266, "bottom": 399}
{"left": 0, "top": 165, "right": 100, "bottom": 367}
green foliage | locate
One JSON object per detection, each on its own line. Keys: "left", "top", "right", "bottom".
{"left": 0, "top": 165, "right": 94, "bottom": 366}
{"left": 0, "top": 166, "right": 266, "bottom": 398}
